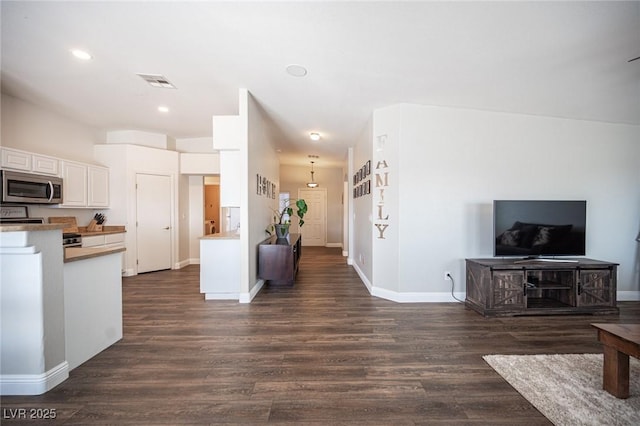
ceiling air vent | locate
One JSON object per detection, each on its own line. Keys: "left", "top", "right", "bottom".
{"left": 136, "top": 73, "right": 176, "bottom": 89}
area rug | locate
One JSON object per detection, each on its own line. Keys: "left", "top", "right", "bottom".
{"left": 483, "top": 353, "right": 640, "bottom": 426}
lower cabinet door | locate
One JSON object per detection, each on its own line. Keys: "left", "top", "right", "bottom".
{"left": 491, "top": 271, "right": 525, "bottom": 310}
{"left": 578, "top": 270, "right": 613, "bottom": 307}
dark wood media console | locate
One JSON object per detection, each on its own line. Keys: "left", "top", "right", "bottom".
{"left": 258, "top": 233, "right": 301, "bottom": 285}
{"left": 465, "top": 258, "right": 619, "bottom": 317}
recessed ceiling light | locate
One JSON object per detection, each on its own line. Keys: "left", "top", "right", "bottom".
{"left": 309, "top": 132, "right": 321, "bottom": 141}
{"left": 71, "top": 49, "right": 92, "bottom": 60}
{"left": 158, "top": 106, "right": 169, "bottom": 113}
{"left": 286, "top": 64, "right": 308, "bottom": 77}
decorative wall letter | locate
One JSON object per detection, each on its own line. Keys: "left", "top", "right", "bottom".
{"left": 373, "top": 148, "right": 390, "bottom": 239}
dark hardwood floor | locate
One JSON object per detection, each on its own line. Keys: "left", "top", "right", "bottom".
{"left": 2, "top": 247, "right": 640, "bottom": 424}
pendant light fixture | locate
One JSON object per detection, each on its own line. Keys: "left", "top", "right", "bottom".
{"left": 306, "top": 161, "right": 318, "bottom": 188}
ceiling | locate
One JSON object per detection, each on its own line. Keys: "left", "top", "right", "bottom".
{"left": 2, "top": 1, "right": 639, "bottom": 168}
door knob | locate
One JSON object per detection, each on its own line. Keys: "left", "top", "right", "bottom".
{"left": 164, "top": 226, "right": 170, "bottom": 230}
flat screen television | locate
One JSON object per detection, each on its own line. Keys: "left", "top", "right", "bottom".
{"left": 493, "top": 200, "right": 586, "bottom": 258}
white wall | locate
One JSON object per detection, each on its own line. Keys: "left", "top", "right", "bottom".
{"left": 1, "top": 94, "right": 104, "bottom": 162}
{"left": 246, "top": 91, "right": 280, "bottom": 297}
{"left": 279, "top": 164, "right": 344, "bottom": 245}
{"left": 368, "top": 103, "right": 640, "bottom": 300}
{"left": 351, "top": 116, "right": 374, "bottom": 285}
{"left": 93, "top": 144, "right": 179, "bottom": 276}
{"left": 1, "top": 94, "right": 110, "bottom": 225}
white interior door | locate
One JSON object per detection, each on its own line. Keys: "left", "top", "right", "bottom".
{"left": 136, "top": 173, "right": 172, "bottom": 273}
{"left": 297, "top": 188, "right": 326, "bottom": 246}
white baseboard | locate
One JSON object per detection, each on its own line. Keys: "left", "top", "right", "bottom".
{"left": 174, "top": 259, "right": 191, "bottom": 269}
{"left": 325, "top": 243, "right": 343, "bottom": 248}
{"left": 240, "top": 280, "right": 265, "bottom": 304}
{"left": 350, "top": 263, "right": 465, "bottom": 303}
{"left": 371, "top": 286, "right": 466, "bottom": 303}
{"left": 618, "top": 291, "right": 640, "bottom": 301}
{"left": 122, "top": 268, "right": 136, "bottom": 277}
{"left": 342, "top": 250, "right": 348, "bottom": 257}
{"left": 204, "top": 292, "right": 239, "bottom": 300}
{"left": 0, "top": 361, "right": 69, "bottom": 396}
{"left": 352, "top": 262, "right": 372, "bottom": 292}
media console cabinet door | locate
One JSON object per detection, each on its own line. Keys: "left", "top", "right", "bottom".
{"left": 578, "top": 269, "right": 615, "bottom": 307}
{"left": 490, "top": 270, "right": 525, "bottom": 310}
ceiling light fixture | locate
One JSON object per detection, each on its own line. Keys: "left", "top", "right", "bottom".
{"left": 71, "top": 49, "right": 92, "bottom": 60}
{"left": 306, "top": 161, "right": 318, "bottom": 188}
{"left": 309, "top": 132, "right": 321, "bottom": 141}
{"left": 158, "top": 106, "right": 169, "bottom": 113}
{"left": 286, "top": 64, "right": 308, "bottom": 77}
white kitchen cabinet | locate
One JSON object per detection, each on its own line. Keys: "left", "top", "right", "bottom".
{"left": 87, "top": 165, "right": 109, "bottom": 207}
{"left": 32, "top": 154, "right": 60, "bottom": 175}
{"left": 61, "top": 161, "right": 88, "bottom": 207}
{"left": 81, "top": 233, "right": 125, "bottom": 274}
{"left": 64, "top": 251, "right": 123, "bottom": 371}
{"left": 60, "top": 161, "right": 109, "bottom": 208}
{"left": 82, "top": 232, "right": 125, "bottom": 248}
{"left": 2, "top": 148, "right": 31, "bottom": 171}
{"left": 1, "top": 147, "right": 59, "bottom": 176}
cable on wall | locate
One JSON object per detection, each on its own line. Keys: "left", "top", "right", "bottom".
{"left": 448, "top": 273, "right": 465, "bottom": 303}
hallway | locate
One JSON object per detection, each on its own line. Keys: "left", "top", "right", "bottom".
{"left": 3, "top": 247, "right": 639, "bottom": 424}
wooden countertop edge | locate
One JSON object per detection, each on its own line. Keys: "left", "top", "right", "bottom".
{"left": 200, "top": 231, "right": 240, "bottom": 240}
{"left": 77, "top": 226, "right": 126, "bottom": 236}
{"left": 0, "top": 223, "right": 67, "bottom": 232}
{"left": 64, "top": 246, "right": 126, "bottom": 263}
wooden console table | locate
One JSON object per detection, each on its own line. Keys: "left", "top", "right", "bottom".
{"left": 466, "top": 258, "right": 619, "bottom": 317}
{"left": 258, "top": 233, "right": 301, "bottom": 285}
{"left": 592, "top": 323, "right": 640, "bottom": 399}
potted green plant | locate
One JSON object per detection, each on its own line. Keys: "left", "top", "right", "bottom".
{"left": 268, "top": 199, "right": 308, "bottom": 239}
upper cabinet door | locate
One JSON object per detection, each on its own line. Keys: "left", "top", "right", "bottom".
{"left": 32, "top": 154, "right": 60, "bottom": 176}
{"left": 61, "top": 161, "right": 88, "bottom": 207}
{"left": 1, "top": 148, "right": 32, "bottom": 171}
{"left": 1, "top": 148, "right": 60, "bottom": 176}
{"left": 88, "top": 165, "right": 109, "bottom": 207}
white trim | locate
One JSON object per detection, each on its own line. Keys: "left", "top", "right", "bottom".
{"left": 174, "top": 259, "right": 191, "bottom": 269}
{"left": 371, "top": 286, "right": 466, "bottom": 303}
{"left": 347, "top": 257, "right": 354, "bottom": 265}
{"left": 0, "top": 361, "right": 69, "bottom": 396}
{"left": 617, "top": 291, "right": 640, "bottom": 301}
{"left": 325, "top": 243, "right": 342, "bottom": 248}
{"left": 204, "top": 292, "right": 239, "bottom": 300}
{"left": 352, "top": 262, "right": 372, "bottom": 292}
{"left": 122, "top": 268, "right": 136, "bottom": 277}
{"left": 342, "top": 250, "right": 348, "bottom": 257}
{"left": 240, "top": 279, "right": 264, "bottom": 303}
{"left": 351, "top": 263, "right": 466, "bottom": 303}
{"left": 189, "top": 258, "right": 200, "bottom": 265}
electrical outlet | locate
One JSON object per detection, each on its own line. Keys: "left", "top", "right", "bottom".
{"left": 444, "top": 271, "right": 452, "bottom": 281}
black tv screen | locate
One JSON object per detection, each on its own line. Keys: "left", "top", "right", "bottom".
{"left": 493, "top": 200, "right": 586, "bottom": 257}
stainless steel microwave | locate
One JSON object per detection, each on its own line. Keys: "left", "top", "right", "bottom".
{"left": 1, "top": 170, "right": 63, "bottom": 204}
